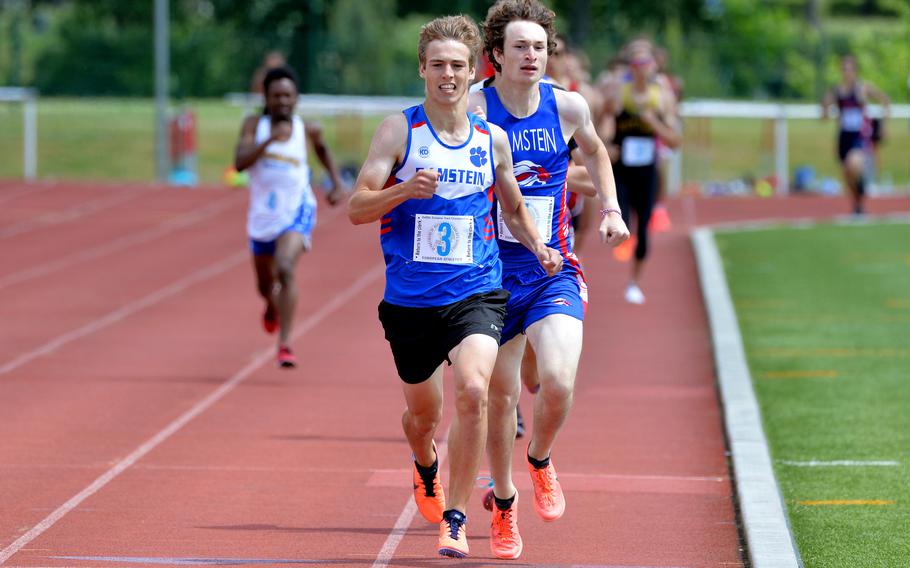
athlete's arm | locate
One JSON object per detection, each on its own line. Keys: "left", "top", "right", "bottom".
{"left": 557, "top": 90, "right": 629, "bottom": 246}
{"left": 821, "top": 88, "right": 835, "bottom": 120}
{"left": 490, "top": 126, "right": 562, "bottom": 277}
{"left": 347, "top": 113, "right": 438, "bottom": 225}
{"left": 864, "top": 82, "right": 891, "bottom": 119}
{"left": 641, "top": 89, "right": 681, "bottom": 149}
{"left": 305, "top": 120, "right": 346, "bottom": 205}
{"left": 567, "top": 150, "right": 596, "bottom": 197}
{"left": 234, "top": 115, "right": 287, "bottom": 171}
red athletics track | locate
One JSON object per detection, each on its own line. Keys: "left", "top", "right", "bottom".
{"left": 2, "top": 180, "right": 906, "bottom": 568}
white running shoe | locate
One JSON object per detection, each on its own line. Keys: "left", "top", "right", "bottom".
{"left": 624, "top": 284, "right": 645, "bottom": 305}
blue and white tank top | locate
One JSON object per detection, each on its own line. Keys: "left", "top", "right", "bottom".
{"left": 246, "top": 115, "right": 316, "bottom": 241}
{"left": 483, "top": 82, "right": 577, "bottom": 272}
{"left": 380, "top": 105, "right": 501, "bottom": 308}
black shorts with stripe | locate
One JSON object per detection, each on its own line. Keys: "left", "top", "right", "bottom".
{"left": 378, "top": 289, "right": 509, "bottom": 384}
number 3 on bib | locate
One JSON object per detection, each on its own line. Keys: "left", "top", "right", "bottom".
{"left": 413, "top": 214, "right": 474, "bottom": 264}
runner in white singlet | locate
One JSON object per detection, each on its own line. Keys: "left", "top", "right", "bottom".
{"left": 234, "top": 66, "right": 346, "bottom": 368}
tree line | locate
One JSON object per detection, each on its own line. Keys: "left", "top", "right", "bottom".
{"left": 0, "top": 0, "right": 907, "bottom": 100}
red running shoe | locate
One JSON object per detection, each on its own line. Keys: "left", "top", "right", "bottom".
{"left": 262, "top": 307, "right": 279, "bottom": 334}
{"left": 277, "top": 345, "right": 296, "bottom": 368}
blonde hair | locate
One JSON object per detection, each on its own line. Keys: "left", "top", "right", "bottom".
{"left": 418, "top": 15, "right": 482, "bottom": 68}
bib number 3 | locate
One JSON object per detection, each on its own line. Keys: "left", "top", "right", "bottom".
{"left": 413, "top": 214, "right": 474, "bottom": 264}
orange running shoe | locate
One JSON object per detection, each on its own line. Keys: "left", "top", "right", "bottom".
{"left": 612, "top": 235, "right": 636, "bottom": 262}
{"left": 437, "top": 510, "right": 469, "bottom": 558}
{"left": 528, "top": 459, "right": 565, "bottom": 522}
{"left": 490, "top": 492, "right": 523, "bottom": 559}
{"left": 412, "top": 451, "right": 445, "bottom": 523}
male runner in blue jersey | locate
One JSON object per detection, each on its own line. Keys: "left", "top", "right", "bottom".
{"left": 468, "top": 0, "right": 630, "bottom": 559}
{"left": 348, "top": 14, "right": 562, "bottom": 560}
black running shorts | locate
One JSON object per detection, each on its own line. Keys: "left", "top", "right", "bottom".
{"left": 377, "top": 289, "right": 510, "bottom": 384}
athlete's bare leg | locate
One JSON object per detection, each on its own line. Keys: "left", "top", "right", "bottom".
{"left": 487, "top": 335, "right": 527, "bottom": 501}
{"left": 273, "top": 231, "right": 307, "bottom": 344}
{"left": 253, "top": 254, "right": 278, "bottom": 319}
{"left": 525, "top": 314, "right": 583, "bottom": 461}
{"left": 844, "top": 149, "right": 866, "bottom": 213}
{"left": 401, "top": 364, "right": 445, "bottom": 468}
{"left": 445, "top": 333, "right": 498, "bottom": 513}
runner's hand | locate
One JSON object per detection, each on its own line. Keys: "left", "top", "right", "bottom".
{"left": 405, "top": 169, "right": 439, "bottom": 200}
{"left": 537, "top": 247, "right": 563, "bottom": 277}
{"left": 270, "top": 120, "right": 292, "bottom": 142}
{"left": 600, "top": 213, "right": 630, "bottom": 246}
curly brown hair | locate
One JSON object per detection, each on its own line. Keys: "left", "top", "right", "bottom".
{"left": 482, "top": 0, "right": 557, "bottom": 73}
{"left": 418, "top": 15, "right": 482, "bottom": 68}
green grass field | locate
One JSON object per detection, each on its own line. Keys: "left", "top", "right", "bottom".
{"left": 0, "top": 98, "right": 377, "bottom": 184}
{"left": 716, "top": 222, "right": 910, "bottom": 567}
{"left": 2, "top": 98, "right": 909, "bottom": 190}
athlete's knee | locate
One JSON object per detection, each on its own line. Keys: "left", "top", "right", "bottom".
{"left": 404, "top": 406, "right": 442, "bottom": 437}
{"left": 274, "top": 258, "right": 295, "bottom": 284}
{"left": 538, "top": 372, "right": 575, "bottom": 405}
{"left": 487, "top": 379, "right": 520, "bottom": 415}
{"left": 454, "top": 378, "right": 489, "bottom": 417}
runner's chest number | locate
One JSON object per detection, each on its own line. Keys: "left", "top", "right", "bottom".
{"left": 413, "top": 214, "right": 474, "bottom": 264}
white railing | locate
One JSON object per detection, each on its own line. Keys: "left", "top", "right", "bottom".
{"left": 0, "top": 87, "right": 38, "bottom": 180}
{"left": 679, "top": 100, "right": 910, "bottom": 195}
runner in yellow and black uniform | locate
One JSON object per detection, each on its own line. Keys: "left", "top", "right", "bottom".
{"left": 606, "top": 42, "right": 680, "bottom": 305}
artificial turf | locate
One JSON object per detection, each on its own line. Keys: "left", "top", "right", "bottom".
{"left": 716, "top": 221, "right": 910, "bottom": 567}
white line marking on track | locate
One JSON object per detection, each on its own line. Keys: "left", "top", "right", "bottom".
{"left": 0, "top": 183, "right": 56, "bottom": 206}
{"left": 0, "top": 252, "right": 247, "bottom": 376}
{"left": 371, "top": 442, "right": 449, "bottom": 568}
{"left": 780, "top": 460, "right": 899, "bottom": 467}
{"left": 0, "top": 196, "right": 240, "bottom": 290}
{"left": 0, "top": 264, "right": 384, "bottom": 566}
{"left": 0, "top": 189, "right": 144, "bottom": 239}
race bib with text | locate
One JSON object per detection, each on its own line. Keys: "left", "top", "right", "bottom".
{"left": 497, "top": 195, "right": 554, "bottom": 244}
{"left": 622, "top": 136, "right": 656, "bottom": 167}
{"left": 413, "top": 214, "right": 474, "bottom": 264}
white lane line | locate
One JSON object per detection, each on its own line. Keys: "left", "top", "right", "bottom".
{"left": 372, "top": 442, "right": 449, "bottom": 568}
{"left": 0, "top": 196, "right": 241, "bottom": 291}
{"left": 0, "top": 183, "right": 56, "bottom": 207}
{"left": 0, "top": 251, "right": 246, "bottom": 377}
{"left": 780, "top": 460, "right": 899, "bottom": 467}
{"left": 0, "top": 189, "right": 144, "bottom": 239}
{"left": 0, "top": 264, "right": 384, "bottom": 566}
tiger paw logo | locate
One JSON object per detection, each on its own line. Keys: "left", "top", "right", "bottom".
{"left": 514, "top": 160, "right": 551, "bottom": 187}
{"left": 470, "top": 146, "right": 488, "bottom": 167}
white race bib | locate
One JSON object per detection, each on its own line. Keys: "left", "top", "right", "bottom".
{"left": 840, "top": 108, "right": 864, "bottom": 132}
{"left": 497, "top": 195, "right": 554, "bottom": 244}
{"left": 413, "top": 214, "right": 474, "bottom": 264}
{"left": 621, "top": 136, "right": 656, "bottom": 167}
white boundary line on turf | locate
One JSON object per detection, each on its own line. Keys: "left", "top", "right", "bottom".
{"left": 691, "top": 228, "right": 803, "bottom": 568}
{"left": 371, "top": 442, "right": 449, "bottom": 568}
{"left": 0, "top": 264, "right": 385, "bottom": 566}
{"left": 780, "top": 460, "right": 899, "bottom": 467}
